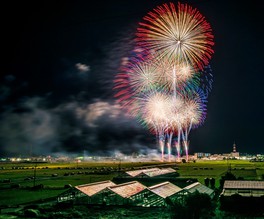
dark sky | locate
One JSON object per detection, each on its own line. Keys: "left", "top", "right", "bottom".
{"left": 0, "top": 0, "right": 263, "bottom": 157}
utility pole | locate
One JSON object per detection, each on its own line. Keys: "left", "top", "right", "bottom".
{"left": 33, "top": 162, "right": 37, "bottom": 187}
{"left": 118, "top": 159, "right": 121, "bottom": 172}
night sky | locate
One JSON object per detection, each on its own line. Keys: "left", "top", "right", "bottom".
{"left": 1, "top": 0, "right": 263, "bottom": 157}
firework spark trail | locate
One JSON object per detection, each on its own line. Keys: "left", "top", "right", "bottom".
{"left": 144, "top": 92, "right": 171, "bottom": 161}
{"left": 200, "top": 65, "right": 214, "bottom": 98}
{"left": 166, "top": 131, "right": 173, "bottom": 161}
{"left": 170, "top": 95, "right": 185, "bottom": 160}
{"left": 176, "top": 125, "right": 182, "bottom": 160}
{"left": 180, "top": 89, "right": 208, "bottom": 161}
{"left": 181, "top": 128, "right": 189, "bottom": 161}
{"left": 159, "top": 133, "right": 165, "bottom": 161}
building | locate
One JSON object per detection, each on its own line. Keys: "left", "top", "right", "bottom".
{"left": 194, "top": 152, "right": 211, "bottom": 159}
{"left": 57, "top": 180, "right": 215, "bottom": 207}
{"left": 220, "top": 180, "right": 264, "bottom": 197}
{"left": 136, "top": 168, "right": 177, "bottom": 178}
{"left": 183, "top": 182, "right": 215, "bottom": 199}
{"left": 146, "top": 181, "right": 184, "bottom": 206}
{"left": 124, "top": 168, "right": 160, "bottom": 177}
{"left": 230, "top": 141, "right": 239, "bottom": 158}
{"left": 123, "top": 167, "right": 177, "bottom": 178}
{"left": 57, "top": 180, "right": 116, "bottom": 204}
{"left": 220, "top": 180, "right": 264, "bottom": 213}
{"left": 98, "top": 181, "right": 147, "bottom": 205}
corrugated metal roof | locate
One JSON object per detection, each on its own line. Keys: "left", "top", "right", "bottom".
{"left": 148, "top": 181, "right": 182, "bottom": 198}
{"left": 108, "top": 181, "right": 146, "bottom": 198}
{"left": 184, "top": 182, "right": 214, "bottom": 196}
{"left": 75, "top": 180, "right": 116, "bottom": 197}
{"left": 125, "top": 168, "right": 160, "bottom": 177}
{"left": 224, "top": 180, "right": 264, "bottom": 189}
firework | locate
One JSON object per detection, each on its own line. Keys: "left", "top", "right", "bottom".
{"left": 138, "top": 90, "right": 174, "bottom": 161}
{"left": 140, "top": 91, "right": 172, "bottom": 131}
{"left": 181, "top": 88, "right": 208, "bottom": 161}
{"left": 113, "top": 2, "right": 214, "bottom": 162}
{"left": 136, "top": 2, "right": 214, "bottom": 70}
{"left": 125, "top": 58, "right": 161, "bottom": 94}
{"left": 113, "top": 72, "right": 134, "bottom": 112}
{"left": 156, "top": 58, "right": 196, "bottom": 95}
{"left": 199, "top": 65, "right": 214, "bottom": 98}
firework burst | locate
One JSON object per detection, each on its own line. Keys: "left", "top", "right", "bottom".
{"left": 126, "top": 58, "right": 161, "bottom": 94}
{"left": 136, "top": 2, "right": 214, "bottom": 70}
{"left": 157, "top": 59, "right": 195, "bottom": 93}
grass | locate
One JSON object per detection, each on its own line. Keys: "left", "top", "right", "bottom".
{"left": 0, "top": 188, "right": 64, "bottom": 205}
{"left": 0, "top": 160, "right": 263, "bottom": 205}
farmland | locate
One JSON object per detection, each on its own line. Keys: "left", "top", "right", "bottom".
{"left": 0, "top": 159, "right": 263, "bottom": 206}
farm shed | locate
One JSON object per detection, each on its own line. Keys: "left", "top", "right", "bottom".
{"left": 96, "top": 181, "right": 148, "bottom": 205}
{"left": 183, "top": 182, "right": 215, "bottom": 199}
{"left": 144, "top": 181, "right": 184, "bottom": 206}
{"left": 57, "top": 180, "right": 116, "bottom": 204}
{"left": 221, "top": 180, "right": 264, "bottom": 197}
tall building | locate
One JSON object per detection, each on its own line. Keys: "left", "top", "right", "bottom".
{"left": 230, "top": 141, "right": 239, "bottom": 158}
{"left": 233, "top": 142, "right": 236, "bottom": 153}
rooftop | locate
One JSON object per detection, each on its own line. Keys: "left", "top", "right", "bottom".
{"left": 125, "top": 168, "right": 160, "bottom": 177}
{"left": 142, "top": 168, "right": 177, "bottom": 177}
{"left": 108, "top": 181, "right": 146, "bottom": 198}
{"left": 75, "top": 180, "right": 116, "bottom": 196}
{"left": 184, "top": 182, "right": 214, "bottom": 197}
{"left": 148, "top": 181, "right": 182, "bottom": 198}
{"left": 126, "top": 167, "right": 176, "bottom": 177}
{"left": 224, "top": 180, "right": 264, "bottom": 189}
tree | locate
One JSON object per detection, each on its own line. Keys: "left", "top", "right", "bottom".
{"left": 219, "top": 172, "right": 236, "bottom": 189}
{"left": 204, "top": 177, "right": 210, "bottom": 187}
{"left": 210, "top": 178, "right": 215, "bottom": 188}
{"left": 185, "top": 191, "right": 212, "bottom": 218}
{"left": 170, "top": 199, "right": 188, "bottom": 218}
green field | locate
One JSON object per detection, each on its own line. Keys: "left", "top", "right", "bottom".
{"left": 176, "top": 160, "right": 264, "bottom": 187}
{"left": 0, "top": 160, "right": 263, "bottom": 206}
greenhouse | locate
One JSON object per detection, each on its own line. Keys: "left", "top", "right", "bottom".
{"left": 124, "top": 167, "right": 177, "bottom": 178}
{"left": 138, "top": 168, "right": 177, "bottom": 177}
{"left": 124, "top": 168, "right": 160, "bottom": 177}
{"left": 96, "top": 181, "right": 148, "bottom": 205}
{"left": 57, "top": 180, "right": 213, "bottom": 207}
{"left": 183, "top": 182, "right": 215, "bottom": 199}
{"left": 144, "top": 181, "right": 184, "bottom": 206}
{"left": 57, "top": 180, "right": 116, "bottom": 204}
